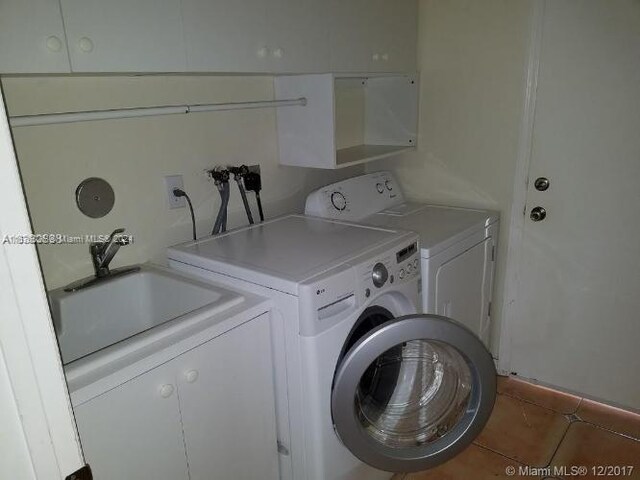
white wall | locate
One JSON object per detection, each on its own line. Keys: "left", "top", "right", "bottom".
{"left": 2, "top": 76, "right": 362, "bottom": 290}
{"left": 369, "top": 0, "right": 534, "bottom": 355}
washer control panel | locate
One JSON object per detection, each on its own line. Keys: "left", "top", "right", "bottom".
{"left": 304, "top": 171, "right": 405, "bottom": 221}
{"left": 361, "top": 241, "right": 420, "bottom": 296}
{"left": 298, "top": 233, "right": 420, "bottom": 337}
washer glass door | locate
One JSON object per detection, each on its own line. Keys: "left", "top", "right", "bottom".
{"left": 331, "top": 313, "right": 496, "bottom": 473}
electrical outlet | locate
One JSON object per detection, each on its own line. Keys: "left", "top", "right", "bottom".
{"left": 164, "top": 175, "right": 186, "bottom": 209}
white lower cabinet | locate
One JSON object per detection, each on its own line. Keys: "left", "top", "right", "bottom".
{"left": 74, "top": 313, "right": 279, "bottom": 480}
{"left": 73, "top": 360, "right": 189, "bottom": 480}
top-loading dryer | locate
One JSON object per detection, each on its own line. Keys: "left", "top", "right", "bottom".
{"left": 305, "top": 171, "right": 499, "bottom": 346}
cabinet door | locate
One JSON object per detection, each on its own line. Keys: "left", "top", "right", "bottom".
{"left": 371, "top": 0, "right": 417, "bottom": 72}
{"left": 178, "top": 315, "right": 279, "bottom": 480}
{"left": 266, "top": 0, "right": 329, "bottom": 72}
{"left": 60, "top": 0, "right": 186, "bottom": 72}
{"left": 329, "top": 0, "right": 375, "bottom": 72}
{"left": 0, "top": 0, "right": 70, "bottom": 73}
{"left": 435, "top": 239, "right": 492, "bottom": 344}
{"left": 73, "top": 363, "right": 189, "bottom": 480}
{"left": 182, "top": 0, "right": 269, "bottom": 72}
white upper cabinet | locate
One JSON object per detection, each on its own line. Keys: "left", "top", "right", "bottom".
{"left": 182, "top": 0, "right": 270, "bottom": 72}
{"left": 328, "top": 0, "right": 373, "bottom": 72}
{"left": 371, "top": 0, "right": 418, "bottom": 72}
{"left": 0, "top": 0, "right": 70, "bottom": 73}
{"left": 183, "top": 0, "right": 329, "bottom": 73}
{"left": 265, "top": 0, "right": 330, "bottom": 72}
{"left": 0, "top": 0, "right": 417, "bottom": 73}
{"left": 329, "top": 0, "right": 417, "bottom": 72}
{"left": 59, "top": 0, "right": 186, "bottom": 72}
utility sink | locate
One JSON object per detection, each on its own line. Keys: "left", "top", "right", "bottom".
{"left": 49, "top": 264, "right": 244, "bottom": 365}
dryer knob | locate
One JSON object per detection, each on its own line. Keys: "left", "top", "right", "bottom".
{"left": 372, "top": 262, "right": 388, "bottom": 288}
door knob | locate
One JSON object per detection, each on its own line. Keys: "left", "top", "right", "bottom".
{"left": 534, "top": 177, "right": 550, "bottom": 191}
{"left": 530, "top": 206, "right": 547, "bottom": 222}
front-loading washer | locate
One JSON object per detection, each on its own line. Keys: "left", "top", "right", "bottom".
{"left": 305, "top": 171, "right": 499, "bottom": 346}
{"left": 167, "top": 215, "right": 495, "bottom": 480}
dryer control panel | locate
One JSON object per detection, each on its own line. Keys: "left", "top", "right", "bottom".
{"left": 304, "top": 171, "right": 405, "bottom": 221}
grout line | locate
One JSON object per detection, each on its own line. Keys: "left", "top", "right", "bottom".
{"left": 497, "top": 390, "right": 580, "bottom": 416}
{"left": 579, "top": 420, "right": 640, "bottom": 443}
{"left": 471, "top": 442, "right": 529, "bottom": 466}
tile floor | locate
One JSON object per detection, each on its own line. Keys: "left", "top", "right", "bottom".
{"left": 392, "top": 376, "right": 640, "bottom": 480}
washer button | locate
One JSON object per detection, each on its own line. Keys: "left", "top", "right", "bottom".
{"left": 390, "top": 275, "right": 394, "bottom": 284}
{"left": 376, "top": 183, "right": 384, "bottom": 193}
{"left": 365, "top": 288, "right": 371, "bottom": 298}
{"left": 399, "top": 268, "right": 405, "bottom": 279}
{"left": 414, "top": 259, "right": 419, "bottom": 269}
{"left": 407, "top": 263, "right": 413, "bottom": 273}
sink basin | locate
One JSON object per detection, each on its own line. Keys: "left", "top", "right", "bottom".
{"left": 49, "top": 264, "right": 244, "bottom": 364}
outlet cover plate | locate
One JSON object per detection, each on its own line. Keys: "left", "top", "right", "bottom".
{"left": 164, "top": 175, "right": 186, "bottom": 209}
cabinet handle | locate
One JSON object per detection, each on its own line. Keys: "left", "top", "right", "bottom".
{"left": 46, "top": 36, "right": 63, "bottom": 52}
{"left": 372, "top": 53, "right": 380, "bottom": 61}
{"left": 257, "top": 46, "right": 269, "bottom": 58}
{"left": 381, "top": 53, "right": 389, "bottom": 62}
{"left": 184, "top": 370, "right": 199, "bottom": 384}
{"left": 159, "top": 384, "right": 174, "bottom": 398}
{"left": 78, "top": 37, "right": 94, "bottom": 53}
{"left": 272, "top": 47, "right": 284, "bottom": 59}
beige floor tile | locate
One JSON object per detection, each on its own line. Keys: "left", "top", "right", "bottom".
{"left": 551, "top": 422, "right": 640, "bottom": 479}
{"left": 474, "top": 394, "right": 569, "bottom": 466}
{"left": 497, "top": 376, "right": 581, "bottom": 414}
{"left": 576, "top": 399, "right": 640, "bottom": 440}
{"left": 405, "top": 444, "right": 527, "bottom": 480}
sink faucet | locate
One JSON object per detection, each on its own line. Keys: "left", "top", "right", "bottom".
{"left": 90, "top": 228, "right": 130, "bottom": 278}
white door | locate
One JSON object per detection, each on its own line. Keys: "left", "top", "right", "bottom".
{"left": 509, "top": 0, "right": 640, "bottom": 408}
{"left": 73, "top": 362, "right": 189, "bottom": 480}
{"left": 60, "top": 0, "right": 186, "bottom": 72}
{"left": 177, "top": 314, "right": 280, "bottom": 480}
{"left": 182, "top": 0, "right": 269, "bottom": 72}
{"left": 0, "top": 0, "right": 71, "bottom": 73}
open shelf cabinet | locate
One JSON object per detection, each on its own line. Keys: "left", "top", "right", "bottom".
{"left": 275, "top": 73, "right": 418, "bottom": 169}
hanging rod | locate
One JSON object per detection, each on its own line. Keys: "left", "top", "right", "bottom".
{"left": 9, "top": 97, "right": 307, "bottom": 127}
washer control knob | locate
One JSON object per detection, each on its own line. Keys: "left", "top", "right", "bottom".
{"left": 331, "top": 191, "right": 347, "bottom": 211}
{"left": 399, "top": 268, "right": 405, "bottom": 279}
{"left": 372, "top": 262, "right": 388, "bottom": 288}
{"left": 376, "top": 182, "right": 384, "bottom": 193}
{"left": 385, "top": 180, "right": 393, "bottom": 191}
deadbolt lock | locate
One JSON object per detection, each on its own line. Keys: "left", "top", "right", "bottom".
{"left": 534, "top": 177, "right": 550, "bottom": 191}
{"left": 530, "top": 206, "right": 547, "bottom": 222}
